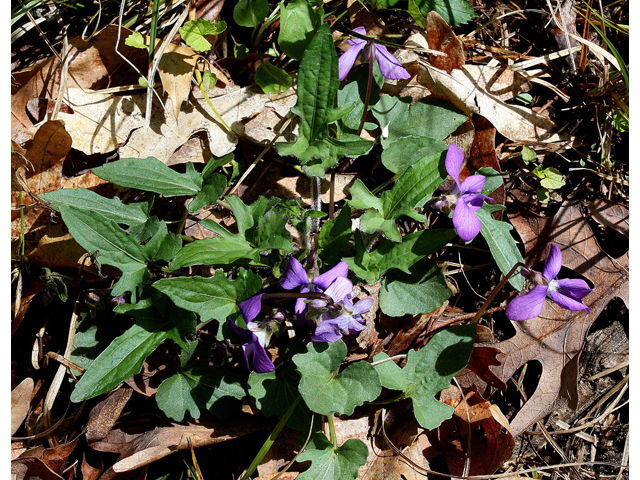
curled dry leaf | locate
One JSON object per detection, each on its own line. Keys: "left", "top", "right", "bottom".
{"left": 11, "top": 377, "right": 35, "bottom": 436}
{"left": 438, "top": 388, "right": 514, "bottom": 476}
{"left": 483, "top": 196, "right": 629, "bottom": 435}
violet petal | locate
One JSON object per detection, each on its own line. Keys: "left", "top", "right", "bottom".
{"left": 240, "top": 294, "right": 264, "bottom": 323}
{"left": 505, "top": 284, "right": 548, "bottom": 321}
{"left": 445, "top": 144, "right": 464, "bottom": 185}
{"left": 351, "top": 297, "right": 374, "bottom": 316}
{"left": 458, "top": 174, "right": 486, "bottom": 195}
{"left": 542, "top": 244, "right": 562, "bottom": 281}
{"left": 314, "top": 260, "right": 349, "bottom": 290}
{"left": 311, "top": 320, "right": 343, "bottom": 342}
{"left": 323, "top": 277, "right": 353, "bottom": 303}
{"left": 243, "top": 338, "right": 275, "bottom": 373}
{"left": 452, "top": 198, "right": 482, "bottom": 242}
{"left": 339, "top": 40, "right": 366, "bottom": 81}
{"left": 280, "top": 257, "right": 310, "bottom": 290}
{"left": 547, "top": 287, "right": 590, "bottom": 313}
{"left": 552, "top": 278, "right": 593, "bottom": 300}
{"left": 374, "top": 44, "right": 411, "bottom": 80}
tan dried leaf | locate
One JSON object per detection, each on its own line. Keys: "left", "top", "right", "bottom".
{"left": 158, "top": 46, "right": 199, "bottom": 120}
{"left": 418, "top": 63, "right": 565, "bottom": 144}
{"left": 54, "top": 83, "right": 297, "bottom": 164}
{"left": 11, "top": 378, "right": 35, "bottom": 436}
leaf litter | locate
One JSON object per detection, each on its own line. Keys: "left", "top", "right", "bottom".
{"left": 11, "top": 1, "right": 628, "bottom": 479}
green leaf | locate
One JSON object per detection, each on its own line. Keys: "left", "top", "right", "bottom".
{"left": 125, "top": 31, "right": 147, "bottom": 49}
{"left": 255, "top": 61, "right": 293, "bottom": 94}
{"left": 40, "top": 188, "right": 148, "bottom": 228}
{"left": 171, "top": 236, "right": 259, "bottom": 268}
{"left": 153, "top": 268, "right": 262, "bottom": 322}
{"left": 254, "top": 210, "right": 293, "bottom": 252}
{"left": 476, "top": 167, "right": 503, "bottom": 196}
{"left": 188, "top": 173, "right": 227, "bottom": 213}
{"left": 276, "top": 24, "right": 339, "bottom": 171}
{"left": 248, "top": 343, "right": 316, "bottom": 431}
{"left": 318, "top": 205, "right": 352, "bottom": 266}
{"left": 201, "top": 70, "right": 217, "bottom": 89}
{"left": 297, "top": 434, "right": 368, "bottom": 480}
{"left": 142, "top": 219, "right": 182, "bottom": 263}
{"left": 233, "top": 0, "right": 269, "bottom": 28}
{"left": 55, "top": 206, "right": 148, "bottom": 298}
{"left": 379, "top": 258, "right": 451, "bottom": 316}
{"left": 373, "top": 324, "right": 476, "bottom": 430}
{"left": 157, "top": 363, "right": 246, "bottom": 421}
{"left": 345, "top": 228, "right": 456, "bottom": 284}
{"left": 347, "top": 179, "right": 382, "bottom": 212}
{"left": 521, "top": 145, "right": 537, "bottom": 165}
{"left": 477, "top": 205, "right": 525, "bottom": 290}
{"left": 414, "top": 0, "right": 477, "bottom": 27}
{"left": 293, "top": 340, "right": 381, "bottom": 416}
{"left": 381, "top": 136, "right": 447, "bottom": 175}
{"left": 179, "top": 18, "right": 227, "bottom": 52}
{"left": 381, "top": 98, "right": 467, "bottom": 149}
{"left": 532, "top": 166, "right": 565, "bottom": 190}
{"left": 71, "top": 291, "right": 196, "bottom": 402}
{"left": 350, "top": 149, "right": 447, "bottom": 242}
{"left": 278, "top": 0, "right": 321, "bottom": 60}
{"left": 93, "top": 157, "right": 202, "bottom": 197}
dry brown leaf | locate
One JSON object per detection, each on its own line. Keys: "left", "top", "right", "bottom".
{"left": 94, "top": 417, "right": 277, "bottom": 480}
{"left": 468, "top": 115, "right": 505, "bottom": 218}
{"left": 419, "top": 63, "right": 568, "bottom": 144}
{"left": 438, "top": 388, "right": 514, "bottom": 475}
{"left": 11, "top": 456, "right": 64, "bottom": 480}
{"left": 482, "top": 195, "right": 629, "bottom": 435}
{"left": 461, "top": 346, "right": 508, "bottom": 390}
{"left": 86, "top": 388, "right": 133, "bottom": 443}
{"left": 587, "top": 198, "right": 629, "bottom": 238}
{"left": 11, "top": 377, "right": 35, "bottom": 436}
{"left": 425, "top": 11, "right": 466, "bottom": 72}
{"left": 10, "top": 120, "right": 107, "bottom": 265}
{"left": 53, "top": 83, "right": 296, "bottom": 164}
{"left": 11, "top": 120, "right": 71, "bottom": 241}
{"left": 11, "top": 25, "right": 149, "bottom": 143}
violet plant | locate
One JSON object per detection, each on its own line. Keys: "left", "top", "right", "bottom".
{"left": 35, "top": 16, "right": 574, "bottom": 480}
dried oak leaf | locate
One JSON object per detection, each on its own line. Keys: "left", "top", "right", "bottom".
{"left": 484, "top": 195, "right": 628, "bottom": 435}
{"left": 438, "top": 388, "right": 514, "bottom": 476}
{"left": 53, "top": 83, "right": 296, "bottom": 164}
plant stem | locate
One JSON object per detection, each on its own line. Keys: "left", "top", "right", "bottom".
{"left": 240, "top": 396, "right": 301, "bottom": 480}
{"left": 327, "top": 414, "right": 338, "bottom": 449}
{"left": 356, "top": 55, "right": 374, "bottom": 136}
{"left": 194, "top": 66, "right": 236, "bottom": 137}
{"left": 148, "top": 0, "right": 161, "bottom": 64}
{"left": 471, "top": 262, "right": 526, "bottom": 323}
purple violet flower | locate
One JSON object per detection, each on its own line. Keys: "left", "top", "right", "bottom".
{"left": 505, "top": 244, "right": 593, "bottom": 321}
{"left": 280, "top": 257, "right": 349, "bottom": 324}
{"left": 339, "top": 26, "right": 411, "bottom": 81}
{"left": 226, "top": 294, "right": 285, "bottom": 373}
{"left": 310, "top": 277, "right": 373, "bottom": 343}
{"left": 433, "top": 145, "right": 493, "bottom": 242}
